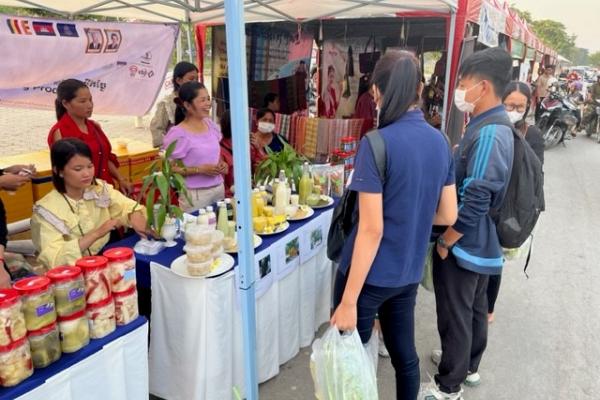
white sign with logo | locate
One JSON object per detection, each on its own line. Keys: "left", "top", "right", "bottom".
{"left": 0, "top": 14, "right": 178, "bottom": 116}
{"left": 478, "top": 1, "right": 506, "bottom": 48}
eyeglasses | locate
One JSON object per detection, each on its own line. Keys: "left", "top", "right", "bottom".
{"left": 504, "top": 104, "right": 527, "bottom": 113}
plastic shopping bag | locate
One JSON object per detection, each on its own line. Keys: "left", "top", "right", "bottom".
{"left": 310, "top": 326, "right": 379, "bottom": 400}
{"left": 420, "top": 242, "right": 435, "bottom": 292}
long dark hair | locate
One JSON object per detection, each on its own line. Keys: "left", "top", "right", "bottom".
{"left": 371, "top": 50, "right": 422, "bottom": 128}
{"left": 55, "top": 79, "right": 88, "bottom": 121}
{"left": 502, "top": 81, "right": 532, "bottom": 131}
{"left": 172, "top": 61, "right": 198, "bottom": 92}
{"left": 174, "top": 81, "right": 207, "bottom": 125}
{"left": 51, "top": 138, "right": 94, "bottom": 193}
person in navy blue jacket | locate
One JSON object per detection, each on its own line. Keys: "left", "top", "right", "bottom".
{"left": 423, "top": 47, "right": 514, "bottom": 400}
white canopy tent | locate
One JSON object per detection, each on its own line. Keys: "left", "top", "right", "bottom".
{"left": 2, "top": 1, "right": 458, "bottom": 399}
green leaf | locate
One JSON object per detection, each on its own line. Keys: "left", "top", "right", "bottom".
{"left": 156, "top": 204, "right": 167, "bottom": 233}
{"left": 165, "top": 140, "right": 178, "bottom": 159}
{"left": 138, "top": 175, "right": 153, "bottom": 203}
{"left": 145, "top": 189, "right": 156, "bottom": 229}
{"left": 156, "top": 173, "right": 169, "bottom": 202}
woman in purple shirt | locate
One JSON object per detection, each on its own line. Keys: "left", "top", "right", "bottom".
{"left": 163, "top": 81, "right": 228, "bottom": 211}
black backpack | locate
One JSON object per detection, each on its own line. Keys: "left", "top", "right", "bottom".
{"left": 327, "top": 130, "right": 386, "bottom": 262}
{"left": 466, "top": 114, "right": 544, "bottom": 250}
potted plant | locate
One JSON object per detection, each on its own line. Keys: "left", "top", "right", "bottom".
{"left": 254, "top": 143, "right": 308, "bottom": 189}
{"left": 138, "top": 141, "right": 191, "bottom": 247}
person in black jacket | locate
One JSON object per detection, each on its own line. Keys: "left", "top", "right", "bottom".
{"left": 485, "top": 81, "right": 546, "bottom": 323}
{"left": 0, "top": 165, "right": 34, "bottom": 288}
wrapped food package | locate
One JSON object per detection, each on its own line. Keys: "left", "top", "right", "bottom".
{"left": 0, "top": 289, "right": 27, "bottom": 346}
{"left": 103, "top": 247, "right": 137, "bottom": 293}
{"left": 13, "top": 276, "right": 57, "bottom": 331}
{"left": 57, "top": 310, "right": 90, "bottom": 353}
{"left": 76, "top": 256, "right": 111, "bottom": 305}
{"left": 86, "top": 296, "right": 116, "bottom": 339}
{"left": 27, "top": 322, "right": 61, "bottom": 368}
{"left": 46, "top": 266, "right": 86, "bottom": 317}
{"left": 186, "top": 260, "right": 212, "bottom": 277}
{"left": 328, "top": 164, "right": 345, "bottom": 197}
{"left": 0, "top": 337, "right": 33, "bottom": 387}
{"left": 113, "top": 287, "right": 139, "bottom": 326}
{"left": 185, "top": 224, "right": 213, "bottom": 246}
{"left": 184, "top": 244, "right": 213, "bottom": 263}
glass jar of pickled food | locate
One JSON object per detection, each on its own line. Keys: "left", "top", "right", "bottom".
{"left": 27, "top": 321, "right": 61, "bottom": 368}
{"left": 103, "top": 247, "right": 136, "bottom": 293}
{"left": 0, "top": 289, "right": 27, "bottom": 346}
{"left": 57, "top": 309, "right": 90, "bottom": 353}
{"left": 13, "top": 276, "right": 57, "bottom": 331}
{"left": 0, "top": 337, "right": 33, "bottom": 387}
{"left": 75, "top": 256, "right": 111, "bottom": 305}
{"left": 86, "top": 296, "right": 116, "bottom": 339}
{"left": 113, "top": 286, "right": 139, "bottom": 326}
{"left": 46, "top": 266, "right": 86, "bottom": 317}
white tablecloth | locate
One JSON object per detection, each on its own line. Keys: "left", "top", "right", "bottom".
{"left": 16, "top": 322, "right": 149, "bottom": 400}
{"left": 149, "top": 210, "right": 334, "bottom": 400}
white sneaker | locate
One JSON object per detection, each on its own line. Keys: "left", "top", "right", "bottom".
{"left": 378, "top": 331, "right": 390, "bottom": 358}
{"left": 419, "top": 381, "right": 464, "bottom": 400}
{"left": 430, "top": 350, "right": 481, "bottom": 386}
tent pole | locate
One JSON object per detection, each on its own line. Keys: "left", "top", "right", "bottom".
{"left": 224, "top": 0, "right": 259, "bottom": 400}
{"left": 186, "top": 10, "right": 194, "bottom": 62}
{"left": 442, "top": 9, "right": 457, "bottom": 133}
{"left": 177, "top": 24, "right": 183, "bottom": 62}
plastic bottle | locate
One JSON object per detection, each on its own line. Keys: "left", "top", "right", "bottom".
{"left": 274, "top": 174, "right": 289, "bottom": 216}
{"left": 254, "top": 189, "right": 265, "bottom": 217}
{"left": 197, "top": 209, "right": 209, "bottom": 225}
{"left": 206, "top": 206, "right": 217, "bottom": 228}
{"left": 299, "top": 162, "right": 313, "bottom": 205}
{"left": 225, "top": 198, "right": 234, "bottom": 220}
{"left": 251, "top": 188, "right": 260, "bottom": 217}
{"left": 217, "top": 202, "right": 229, "bottom": 234}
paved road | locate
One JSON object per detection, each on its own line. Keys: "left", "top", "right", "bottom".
{"left": 260, "top": 135, "right": 600, "bottom": 400}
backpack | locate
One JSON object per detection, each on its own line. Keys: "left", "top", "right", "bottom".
{"left": 466, "top": 114, "right": 544, "bottom": 254}
{"left": 327, "top": 131, "right": 386, "bottom": 262}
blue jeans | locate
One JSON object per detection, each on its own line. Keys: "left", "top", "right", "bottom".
{"left": 333, "top": 270, "right": 420, "bottom": 400}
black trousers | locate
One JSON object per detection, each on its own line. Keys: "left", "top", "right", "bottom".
{"left": 535, "top": 97, "right": 546, "bottom": 123}
{"left": 432, "top": 251, "right": 489, "bottom": 394}
{"left": 487, "top": 274, "right": 502, "bottom": 313}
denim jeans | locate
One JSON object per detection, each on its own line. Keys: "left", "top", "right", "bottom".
{"left": 333, "top": 270, "right": 420, "bottom": 400}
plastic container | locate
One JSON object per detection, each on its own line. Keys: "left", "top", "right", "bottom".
{"left": 183, "top": 244, "right": 212, "bottom": 263}
{"left": 13, "top": 276, "right": 57, "bottom": 331}
{"left": 57, "top": 309, "right": 90, "bottom": 353}
{"left": 341, "top": 136, "right": 357, "bottom": 152}
{"left": 0, "top": 337, "right": 33, "bottom": 387}
{"left": 0, "top": 289, "right": 27, "bottom": 346}
{"left": 186, "top": 260, "right": 212, "bottom": 277}
{"left": 103, "top": 248, "right": 137, "bottom": 293}
{"left": 185, "top": 224, "right": 213, "bottom": 246}
{"left": 27, "top": 322, "right": 61, "bottom": 368}
{"left": 76, "top": 256, "right": 112, "bottom": 305}
{"left": 86, "top": 296, "right": 116, "bottom": 339}
{"left": 113, "top": 287, "right": 139, "bottom": 326}
{"left": 46, "top": 266, "right": 86, "bottom": 317}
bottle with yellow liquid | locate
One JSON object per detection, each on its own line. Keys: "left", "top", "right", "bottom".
{"left": 298, "top": 162, "right": 313, "bottom": 205}
{"left": 274, "top": 171, "right": 289, "bottom": 216}
{"left": 251, "top": 188, "right": 260, "bottom": 217}
{"left": 253, "top": 189, "right": 265, "bottom": 216}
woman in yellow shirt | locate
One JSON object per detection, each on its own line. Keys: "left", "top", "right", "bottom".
{"left": 31, "top": 138, "right": 148, "bottom": 269}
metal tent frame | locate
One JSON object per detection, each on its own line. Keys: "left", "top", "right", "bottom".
{"left": 1, "top": 1, "right": 458, "bottom": 398}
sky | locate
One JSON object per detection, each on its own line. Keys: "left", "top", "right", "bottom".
{"left": 510, "top": 0, "right": 600, "bottom": 54}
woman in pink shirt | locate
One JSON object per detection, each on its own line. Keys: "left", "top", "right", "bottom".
{"left": 163, "top": 81, "right": 228, "bottom": 211}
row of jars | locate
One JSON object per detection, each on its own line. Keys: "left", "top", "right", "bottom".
{"left": 0, "top": 247, "right": 138, "bottom": 387}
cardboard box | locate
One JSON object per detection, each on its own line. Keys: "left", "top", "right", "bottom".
{"left": 111, "top": 138, "right": 159, "bottom": 184}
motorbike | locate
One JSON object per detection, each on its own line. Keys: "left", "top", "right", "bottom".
{"left": 584, "top": 99, "right": 600, "bottom": 144}
{"left": 536, "top": 84, "right": 580, "bottom": 149}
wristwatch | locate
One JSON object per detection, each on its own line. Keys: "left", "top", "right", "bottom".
{"left": 437, "top": 236, "right": 452, "bottom": 250}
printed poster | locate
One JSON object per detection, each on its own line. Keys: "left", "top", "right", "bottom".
{"left": 0, "top": 14, "right": 178, "bottom": 116}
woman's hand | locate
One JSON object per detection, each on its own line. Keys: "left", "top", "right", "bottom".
{"left": 118, "top": 177, "right": 133, "bottom": 196}
{"left": 96, "top": 218, "right": 121, "bottom": 238}
{"left": 198, "top": 164, "right": 223, "bottom": 176}
{"left": 217, "top": 161, "right": 229, "bottom": 175}
{"left": 0, "top": 267, "right": 10, "bottom": 289}
{"left": 330, "top": 301, "right": 357, "bottom": 332}
{"left": 129, "top": 211, "right": 149, "bottom": 239}
{"left": 4, "top": 164, "right": 36, "bottom": 176}
{"left": 250, "top": 132, "right": 260, "bottom": 148}
{"left": 436, "top": 244, "right": 449, "bottom": 260}
{"left": 0, "top": 173, "right": 30, "bottom": 191}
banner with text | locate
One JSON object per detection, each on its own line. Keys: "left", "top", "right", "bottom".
{"left": 0, "top": 15, "right": 178, "bottom": 116}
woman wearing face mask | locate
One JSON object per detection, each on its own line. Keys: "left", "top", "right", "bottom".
{"left": 31, "top": 139, "right": 147, "bottom": 269}
{"left": 486, "top": 81, "right": 545, "bottom": 324}
{"left": 330, "top": 51, "right": 458, "bottom": 399}
{"left": 250, "top": 108, "right": 289, "bottom": 170}
{"left": 163, "top": 81, "right": 228, "bottom": 212}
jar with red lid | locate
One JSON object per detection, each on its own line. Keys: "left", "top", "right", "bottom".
{"left": 46, "top": 266, "right": 86, "bottom": 317}
{"left": 113, "top": 286, "right": 139, "bottom": 326}
{"left": 0, "top": 289, "right": 27, "bottom": 346}
{"left": 103, "top": 247, "right": 136, "bottom": 293}
{"left": 13, "top": 276, "right": 57, "bottom": 331}
{"left": 57, "top": 309, "right": 90, "bottom": 353}
{"left": 86, "top": 296, "right": 115, "bottom": 339}
{"left": 0, "top": 337, "right": 33, "bottom": 387}
{"left": 341, "top": 136, "right": 357, "bottom": 152}
{"left": 76, "top": 256, "right": 111, "bottom": 305}
{"left": 28, "top": 322, "right": 61, "bottom": 368}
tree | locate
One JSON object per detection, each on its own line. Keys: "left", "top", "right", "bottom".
{"left": 571, "top": 48, "right": 589, "bottom": 66}
{"left": 531, "top": 20, "right": 577, "bottom": 60}
{"left": 510, "top": 4, "right": 534, "bottom": 24}
{"left": 589, "top": 52, "right": 600, "bottom": 68}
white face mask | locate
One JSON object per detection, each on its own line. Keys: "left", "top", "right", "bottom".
{"left": 454, "top": 82, "right": 483, "bottom": 114}
{"left": 257, "top": 121, "right": 275, "bottom": 134}
{"left": 507, "top": 110, "right": 525, "bottom": 124}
